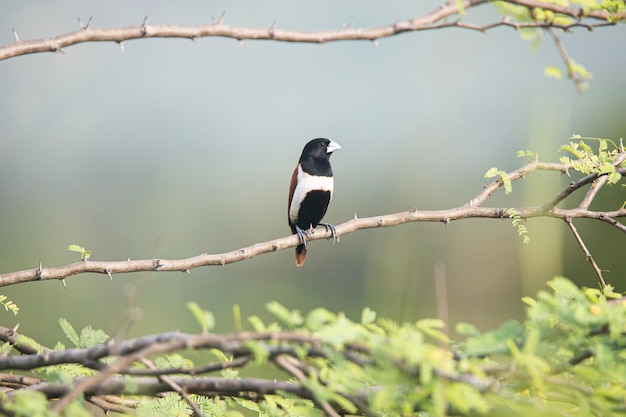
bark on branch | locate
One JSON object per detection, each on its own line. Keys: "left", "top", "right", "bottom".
{"left": 1, "top": 0, "right": 622, "bottom": 62}
{"left": 1, "top": 153, "right": 624, "bottom": 288}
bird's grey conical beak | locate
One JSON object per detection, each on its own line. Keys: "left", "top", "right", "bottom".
{"left": 327, "top": 140, "right": 341, "bottom": 153}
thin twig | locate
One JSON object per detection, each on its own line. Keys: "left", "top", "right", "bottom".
{"left": 565, "top": 218, "right": 607, "bottom": 289}
{"left": 87, "top": 396, "right": 137, "bottom": 414}
{"left": 547, "top": 28, "right": 584, "bottom": 93}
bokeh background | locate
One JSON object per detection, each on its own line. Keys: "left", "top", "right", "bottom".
{"left": 1, "top": 1, "right": 625, "bottom": 346}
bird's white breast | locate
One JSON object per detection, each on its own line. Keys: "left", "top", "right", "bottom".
{"left": 289, "top": 165, "right": 334, "bottom": 224}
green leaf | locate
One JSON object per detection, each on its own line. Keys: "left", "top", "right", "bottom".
{"left": 187, "top": 302, "right": 215, "bottom": 333}
{"left": 242, "top": 341, "right": 269, "bottom": 365}
{"left": 67, "top": 243, "right": 91, "bottom": 260}
{"left": 137, "top": 393, "right": 190, "bottom": 417}
{"left": 0, "top": 342, "right": 13, "bottom": 356}
{"left": 607, "top": 171, "right": 622, "bottom": 185}
{"left": 67, "top": 244, "right": 84, "bottom": 253}
{"left": 14, "top": 334, "right": 44, "bottom": 354}
{"left": 516, "top": 150, "right": 537, "bottom": 159}
{"left": 232, "top": 397, "right": 260, "bottom": 412}
{"left": 0, "top": 294, "right": 19, "bottom": 316}
{"left": 455, "top": 0, "right": 466, "bottom": 15}
{"left": 266, "top": 301, "right": 303, "bottom": 328}
{"left": 4, "top": 391, "right": 50, "bottom": 416}
{"left": 544, "top": 65, "right": 564, "bottom": 79}
{"left": 361, "top": 307, "right": 377, "bottom": 325}
{"left": 485, "top": 167, "right": 512, "bottom": 194}
{"left": 220, "top": 368, "right": 240, "bottom": 379}
{"left": 455, "top": 322, "right": 481, "bottom": 337}
{"left": 306, "top": 307, "right": 337, "bottom": 330}
{"left": 232, "top": 304, "right": 242, "bottom": 332}
{"left": 247, "top": 315, "right": 266, "bottom": 332}
{"left": 416, "top": 319, "right": 450, "bottom": 344}
{"left": 569, "top": 59, "right": 593, "bottom": 80}
{"left": 59, "top": 318, "right": 80, "bottom": 347}
{"left": 559, "top": 141, "right": 586, "bottom": 159}
{"left": 462, "top": 320, "right": 524, "bottom": 357}
{"left": 78, "top": 326, "right": 108, "bottom": 348}
{"left": 154, "top": 354, "right": 194, "bottom": 369}
{"left": 484, "top": 167, "right": 499, "bottom": 178}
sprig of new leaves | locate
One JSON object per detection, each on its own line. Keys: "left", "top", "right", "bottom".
{"left": 67, "top": 244, "right": 91, "bottom": 261}
{"left": 484, "top": 165, "right": 529, "bottom": 243}
{"left": 0, "top": 295, "right": 19, "bottom": 316}
{"left": 485, "top": 136, "right": 625, "bottom": 245}
{"left": 558, "top": 136, "right": 623, "bottom": 185}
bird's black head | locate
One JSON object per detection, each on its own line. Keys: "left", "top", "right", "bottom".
{"left": 299, "top": 138, "right": 341, "bottom": 162}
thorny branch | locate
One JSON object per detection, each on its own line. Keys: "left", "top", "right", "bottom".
{"left": 1, "top": 0, "right": 624, "bottom": 88}
{"left": 1, "top": 150, "right": 625, "bottom": 289}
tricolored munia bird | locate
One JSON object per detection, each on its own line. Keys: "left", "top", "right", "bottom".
{"left": 288, "top": 138, "right": 341, "bottom": 266}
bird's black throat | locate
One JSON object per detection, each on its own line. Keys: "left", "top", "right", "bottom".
{"left": 299, "top": 157, "right": 333, "bottom": 177}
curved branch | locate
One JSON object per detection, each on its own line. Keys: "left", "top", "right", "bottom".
{"left": 1, "top": 0, "right": 622, "bottom": 61}
{"left": 1, "top": 155, "right": 624, "bottom": 287}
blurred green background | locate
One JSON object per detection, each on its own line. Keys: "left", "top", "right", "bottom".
{"left": 1, "top": 1, "right": 625, "bottom": 346}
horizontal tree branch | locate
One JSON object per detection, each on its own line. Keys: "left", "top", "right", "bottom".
{"left": 1, "top": 0, "right": 622, "bottom": 61}
{"left": 29, "top": 375, "right": 312, "bottom": 400}
{"left": 0, "top": 329, "right": 321, "bottom": 371}
{"left": 0, "top": 155, "right": 624, "bottom": 287}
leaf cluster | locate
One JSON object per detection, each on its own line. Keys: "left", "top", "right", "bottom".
{"left": 559, "top": 136, "right": 624, "bottom": 185}
{"left": 1, "top": 278, "right": 626, "bottom": 416}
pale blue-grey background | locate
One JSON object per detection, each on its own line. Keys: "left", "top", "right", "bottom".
{"left": 1, "top": 1, "right": 624, "bottom": 344}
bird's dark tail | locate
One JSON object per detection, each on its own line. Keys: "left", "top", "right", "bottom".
{"left": 295, "top": 244, "right": 307, "bottom": 267}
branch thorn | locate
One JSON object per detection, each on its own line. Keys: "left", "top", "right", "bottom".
{"left": 61, "top": 279, "right": 66, "bottom": 289}
{"left": 268, "top": 20, "right": 277, "bottom": 38}
{"left": 106, "top": 269, "right": 113, "bottom": 280}
{"left": 118, "top": 41, "right": 125, "bottom": 53}
{"left": 12, "top": 27, "right": 19, "bottom": 42}
{"left": 78, "top": 16, "right": 92, "bottom": 30}
{"left": 36, "top": 260, "right": 42, "bottom": 280}
{"left": 141, "top": 15, "right": 148, "bottom": 35}
{"left": 217, "top": 11, "right": 226, "bottom": 25}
